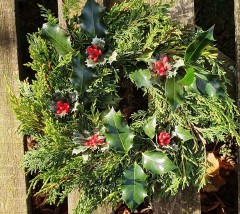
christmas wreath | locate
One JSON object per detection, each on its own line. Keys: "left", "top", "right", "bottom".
{"left": 10, "top": 0, "right": 239, "bottom": 213}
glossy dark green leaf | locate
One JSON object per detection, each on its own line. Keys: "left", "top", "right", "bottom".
{"left": 129, "top": 69, "right": 152, "bottom": 89}
{"left": 175, "top": 126, "right": 193, "bottom": 142}
{"left": 196, "top": 73, "right": 224, "bottom": 97}
{"left": 165, "top": 76, "right": 184, "bottom": 111}
{"left": 70, "top": 57, "right": 96, "bottom": 95}
{"left": 142, "top": 151, "right": 177, "bottom": 175}
{"left": 79, "top": 0, "right": 107, "bottom": 37}
{"left": 178, "top": 67, "right": 195, "bottom": 86}
{"left": 187, "top": 77, "right": 199, "bottom": 93}
{"left": 105, "top": 108, "right": 134, "bottom": 153}
{"left": 99, "top": 94, "right": 122, "bottom": 109}
{"left": 143, "top": 115, "right": 156, "bottom": 139}
{"left": 122, "top": 162, "right": 147, "bottom": 211}
{"left": 184, "top": 26, "right": 215, "bottom": 63}
{"left": 41, "top": 23, "right": 73, "bottom": 56}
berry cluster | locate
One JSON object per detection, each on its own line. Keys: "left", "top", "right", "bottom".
{"left": 86, "top": 44, "right": 102, "bottom": 62}
{"left": 56, "top": 101, "right": 70, "bottom": 115}
{"left": 86, "top": 134, "right": 105, "bottom": 148}
{"left": 158, "top": 131, "right": 171, "bottom": 146}
{"left": 154, "top": 56, "right": 171, "bottom": 76}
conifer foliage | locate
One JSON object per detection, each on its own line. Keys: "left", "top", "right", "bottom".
{"left": 10, "top": 0, "right": 239, "bottom": 213}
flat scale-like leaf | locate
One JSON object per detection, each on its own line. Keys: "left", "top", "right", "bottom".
{"left": 142, "top": 151, "right": 177, "bottom": 175}
{"left": 42, "top": 23, "right": 73, "bottom": 56}
{"left": 105, "top": 108, "right": 134, "bottom": 153}
{"left": 122, "top": 162, "right": 147, "bottom": 211}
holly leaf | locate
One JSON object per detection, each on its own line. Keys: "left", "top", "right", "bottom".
{"left": 99, "top": 94, "right": 122, "bottom": 109}
{"left": 174, "top": 126, "right": 193, "bottom": 142}
{"left": 79, "top": 0, "right": 107, "bottom": 37}
{"left": 178, "top": 67, "right": 195, "bottom": 86}
{"left": 72, "top": 146, "right": 88, "bottom": 155}
{"left": 196, "top": 73, "right": 224, "bottom": 97}
{"left": 142, "top": 151, "right": 177, "bottom": 175}
{"left": 105, "top": 108, "right": 134, "bottom": 153}
{"left": 165, "top": 76, "right": 184, "bottom": 111}
{"left": 70, "top": 57, "right": 96, "bottom": 95}
{"left": 129, "top": 69, "right": 152, "bottom": 89}
{"left": 136, "top": 50, "right": 154, "bottom": 62}
{"left": 122, "top": 162, "right": 147, "bottom": 211}
{"left": 143, "top": 115, "right": 156, "bottom": 139}
{"left": 184, "top": 26, "right": 215, "bottom": 63}
{"left": 41, "top": 23, "right": 73, "bottom": 56}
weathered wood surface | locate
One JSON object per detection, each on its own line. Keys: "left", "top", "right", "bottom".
{"left": 68, "top": 191, "right": 80, "bottom": 214}
{"left": 235, "top": 0, "right": 240, "bottom": 107}
{"left": 0, "top": 0, "right": 29, "bottom": 213}
{"left": 58, "top": 0, "right": 67, "bottom": 30}
{"left": 235, "top": 1, "right": 240, "bottom": 214}
{"left": 153, "top": 188, "right": 200, "bottom": 214}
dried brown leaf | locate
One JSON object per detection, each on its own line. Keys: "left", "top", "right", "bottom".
{"left": 206, "top": 152, "right": 220, "bottom": 176}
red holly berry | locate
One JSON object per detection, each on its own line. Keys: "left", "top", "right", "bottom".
{"left": 85, "top": 134, "right": 105, "bottom": 148}
{"left": 153, "top": 55, "right": 171, "bottom": 76}
{"left": 56, "top": 101, "right": 70, "bottom": 115}
{"left": 158, "top": 131, "right": 171, "bottom": 146}
{"left": 162, "top": 56, "right": 169, "bottom": 64}
{"left": 86, "top": 44, "right": 102, "bottom": 62}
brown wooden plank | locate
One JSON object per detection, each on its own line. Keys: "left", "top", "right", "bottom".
{"left": 0, "top": 0, "right": 29, "bottom": 213}
{"left": 235, "top": 0, "right": 240, "bottom": 107}
{"left": 68, "top": 190, "right": 80, "bottom": 214}
{"left": 58, "top": 0, "right": 67, "bottom": 29}
{"left": 234, "top": 1, "right": 240, "bottom": 214}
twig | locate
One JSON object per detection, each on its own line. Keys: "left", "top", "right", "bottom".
{"left": 190, "top": 123, "right": 207, "bottom": 146}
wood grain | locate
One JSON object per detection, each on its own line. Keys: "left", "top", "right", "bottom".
{"left": 234, "top": 1, "right": 240, "bottom": 214}
{"left": 0, "top": 0, "right": 29, "bottom": 213}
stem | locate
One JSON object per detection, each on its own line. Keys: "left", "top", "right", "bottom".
{"left": 189, "top": 123, "right": 207, "bottom": 146}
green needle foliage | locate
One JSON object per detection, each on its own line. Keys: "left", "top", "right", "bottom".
{"left": 10, "top": 0, "right": 239, "bottom": 213}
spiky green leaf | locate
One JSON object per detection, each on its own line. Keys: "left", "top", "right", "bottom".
{"left": 143, "top": 115, "right": 156, "bottom": 139}
{"left": 122, "top": 162, "right": 147, "bottom": 211}
{"left": 165, "top": 76, "right": 184, "bottom": 111}
{"left": 129, "top": 69, "right": 152, "bottom": 89}
{"left": 41, "top": 23, "right": 73, "bottom": 56}
{"left": 142, "top": 151, "right": 177, "bottom": 175}
{"left": 105, "top": 108, "right": 134, "bottom": 153}
{"left": 136, "top": 50, "right": 154, "bottom": 62}
{"left": 79, "top": 0, "right": 107, "bottom": 37}
{"left": 184, "top": 26, "right": 215, "bottom": 63}
{"left": 174, "top": 126, "right": 193, "bottom": 142}
{"left": 70, "top": 57, "right": 96, "bottom": 95}
{"left": 72, "top": 146, "right": 88, "bottom": 155}
{"left": 196, "top": 73, "right": 224, "bottom": 97}
{"left": 178, "top": 67, "right": 195, "bottom": 86}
